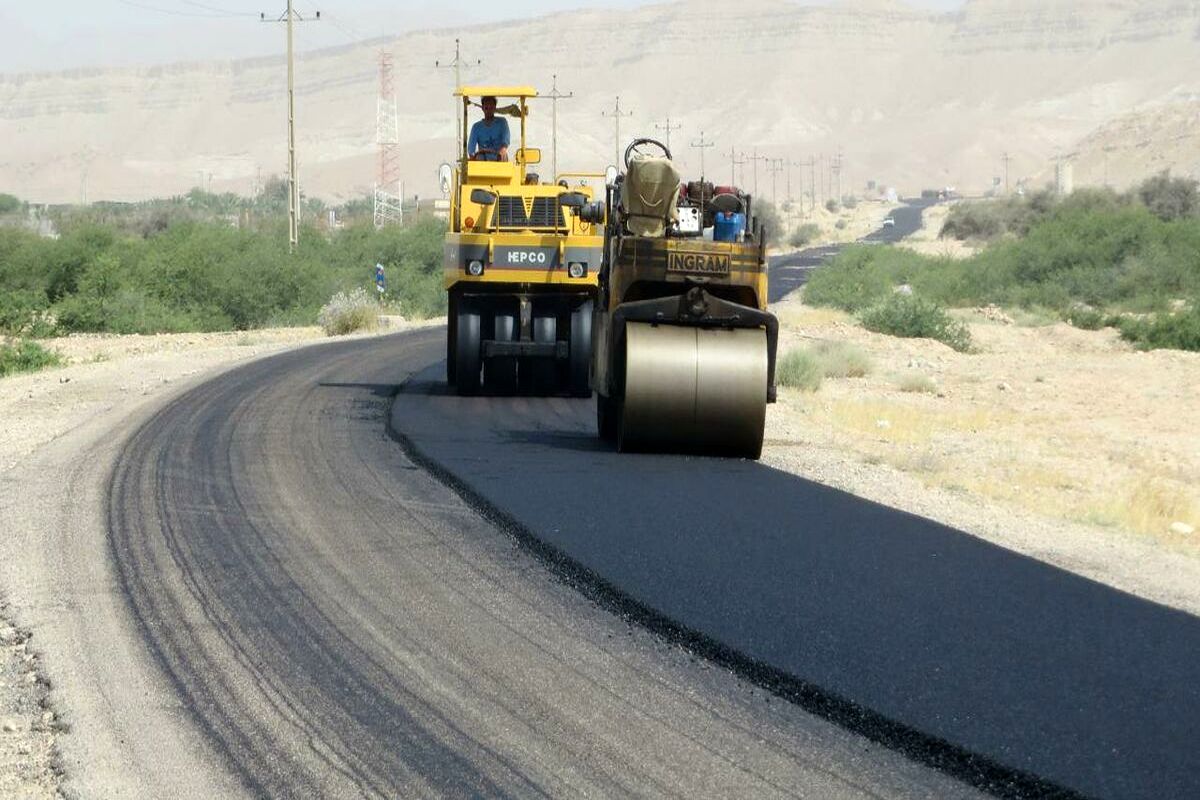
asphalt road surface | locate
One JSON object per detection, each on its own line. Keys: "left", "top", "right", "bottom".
{"left": 106, "top": 330, "right": 981, "bottom": 799}
{"left": 392, "top": 364, "right": 1200, "bottom": 800}
{"left": 768, "top": 200, "right": 932, "bottom": 303}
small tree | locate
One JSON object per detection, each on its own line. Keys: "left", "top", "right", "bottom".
{"left": 754, "top": 200, "right": 783, "bottom": 246}
{"left": 1136, "top": 171, "right": 1199, "bottom": 221}
{"left": 825, "top": 198, "right": 840, "bottom": 213}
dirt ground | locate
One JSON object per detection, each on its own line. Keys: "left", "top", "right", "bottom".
{"left": 763, "top": 295, "right": 1200, "bottom": 614}
{"left": 0, "top": 317, "right": 431, "bottom": 798}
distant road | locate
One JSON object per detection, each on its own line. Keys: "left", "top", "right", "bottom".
{"left": 768, "top": 199, "right": 934, "bottom": 303}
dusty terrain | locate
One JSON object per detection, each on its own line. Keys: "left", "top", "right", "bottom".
{"left": 5, "top": 0, "right": 1200, "bottom": 204}
{"left": 763, "top": 295, "right": 1200, "bottom": 615}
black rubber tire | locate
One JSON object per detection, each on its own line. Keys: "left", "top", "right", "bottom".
{"left": 596, "top": 392, "right": 618, "bottom": 443}
{"left": 568, "top": 300, "right": 593, "bottom": 397}
{"left": 446, "top": 293, "right": 458, "bottom": 385}
{"left": 454, "top": 305, "right": 482, "bottom": 396}
{"left": 522, "top": 315, "right": 557, "bottom": 396}
{"left": 484, "top": 313, "right": 518, "bottom": 395}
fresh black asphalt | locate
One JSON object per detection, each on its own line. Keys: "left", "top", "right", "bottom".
{"left": 390, "top": 375, "right": 1199, "bottom": 800}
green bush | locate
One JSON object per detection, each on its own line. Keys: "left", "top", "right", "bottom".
{"left": 1065, "top": 306, "right": 1107, "bottom": 330}
{"left": 0, "top": 339, "right": 62, "bottom": 377}
{"left": 776, "top": 348, "right": 824, "bottom": 391}
{"left": 755, "top": 201, "right": 783, "bottom": 247}
{"left": 0, "top": 214, "right": 447, "bottom": 336}
{"left": 1117, "top": 307, "right": 1200, "bottom": 351}
{"left": 859, "top": 295, "right": 973, "bottom": 352}
{"left": 0, "top": 193, "right": 22, "bottom": 216}
{"left": 788, "top": 223, "right": 821, "bottom": 249}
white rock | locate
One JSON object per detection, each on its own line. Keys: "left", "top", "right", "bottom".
{"left": 876, "top": 419, "right": 891, "bottom": 430}
{"left": 997, "top": 382, "right": 1012, "bottom": 392}
{"left": 2, "top": 718, "right": 21, "bottom": 733}
{"left": 1170, "top": 521, "right": 1195, "bottom": 536}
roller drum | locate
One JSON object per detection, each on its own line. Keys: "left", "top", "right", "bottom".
{"left": 619, "top": 322, "right": 767, "bottom": 458}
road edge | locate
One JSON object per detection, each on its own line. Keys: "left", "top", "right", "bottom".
{"left": 384, "top": 369, "right": 1082, "bottom": 800}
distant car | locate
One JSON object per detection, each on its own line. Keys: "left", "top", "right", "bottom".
{"left": 883, "top": 217, "right": 896, "bottom": 227}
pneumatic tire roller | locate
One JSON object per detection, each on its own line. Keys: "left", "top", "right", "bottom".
{"left": 589, "top": 139, "right": 778, "bottom": 459}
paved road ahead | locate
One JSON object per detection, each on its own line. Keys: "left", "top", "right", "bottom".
{"left": 106, "top": 331, "right": 979, "bottom": 799}
{"left": 768, "top": 200, "right": 931, "bottom": 303}
{"left": 392, "top": 365, "right": 1200, "bottom": 800}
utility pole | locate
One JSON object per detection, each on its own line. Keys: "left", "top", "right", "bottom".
{"left": 601, "top": 96, "right": 633, "bottom": 168}
{"left": 655, "top": 116, "right": 683, "bottom": 151}
{"left": 833, "top": 148, "right": 844, "bottom": 203}
{"left": 690, "top": 131, "right": 715, "bottom": 180}
{"left": 748, "top": 147, "right": 770, "bottom": 198}
{"left": 1002, "top": 152, "right": 1012, "bottom": 195}
{"left": 262, "top": 2, "right": 320, "bottom": 252}
{"left": 728, "top": 147, "right": 745, "bottom": 187}
{"left": 435, "top": 38, "right": 481, "bottom": 159}
{"left": 800, "top": 156, "right": 816, "bottom": 212}
{"left": 540, "top": 74, "right": 573, "bottom": 181}
{"left": 767, "top": 158, "right": 784, "bottom": 206}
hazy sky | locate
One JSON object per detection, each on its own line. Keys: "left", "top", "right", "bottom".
{"left": 1, "top": 1, "right": 968, "bottom": 73}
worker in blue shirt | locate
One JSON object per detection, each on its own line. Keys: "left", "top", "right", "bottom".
{"left": 467, "top": 96, "right": 510, "bottom": 162}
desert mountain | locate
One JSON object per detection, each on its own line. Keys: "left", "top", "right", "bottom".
{"left": 3, "top": 0, "right": 1199, "bottom": 205}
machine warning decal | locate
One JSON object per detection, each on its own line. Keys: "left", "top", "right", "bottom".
{"left": 667, "top": 252, "right": 731, "bottom": 275}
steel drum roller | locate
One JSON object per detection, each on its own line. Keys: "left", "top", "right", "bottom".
{"left": 620, "top": 322, "right": 767, "bottom": 457}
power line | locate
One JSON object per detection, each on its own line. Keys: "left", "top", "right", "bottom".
{"left": 654, "top": 116, "right": 682, "bottom": 151}
{"left": 601, "top": 96, "right": 633, "bottom": 169}
{"left": 689, "top": 130, "right": 714, "bottom": 180}
{"left": 115, "top": 0, "right": 244, "bottom": 18}
{"left": 435, "top": 38, "right": 482, "bottom": 159}
{"left": 537, "top": 74, "right": 573, "bottom": 181}
{"left": 182, "top": 0, "right": 259, "bottom": 16}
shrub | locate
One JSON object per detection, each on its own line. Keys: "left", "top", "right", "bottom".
{"left": 812, "top": 340, "right": 872, "bottom": 378}
{"left": 859, "top": 295, "right": 973, "bottom": 352}
{"left": 825, "top": 199, "right": 840, "bottom": 213}
{"left": 318, "top": 287, "right": 380, "bottom": 336}
{"left": 755, "top": 200, "right": 783, "bottom": 246}
{"left": 788, "top": 223, "right": 821, "bottom": 249}
{"left": 0, "top": 193, "right": 22, "bottom": 216}
{"left": 897, "top": 372, "right": 938, "bottom": 394}
{"left": 1065, "top": 306, "right": 1107, "bottom": 330}
{"left": 1117, "top": 307, "right": 1200, "bottom": 352}
{"left": 0, "top": 339, "right": 62, "bottom": 377}
{"left": 776, "top": 348, "right": 824, "bottom": 391}
{"left": 1136, "top": 171, "right": 1199, "bottom": 222}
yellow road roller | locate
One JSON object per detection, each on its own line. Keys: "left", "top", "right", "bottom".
{"left": 444, "top": 85, "right": 605, "bottom": 396}
{"left": 584, "top": 138, "right": 778, "bottom": 458}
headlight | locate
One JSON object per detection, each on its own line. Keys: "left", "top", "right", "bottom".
{"left": 466, "top": 260, "right": 484, "bottom": 276}
{"left": 567, "top": 262, "right": 587, "bottom": 279}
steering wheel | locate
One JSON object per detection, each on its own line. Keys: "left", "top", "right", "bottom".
{"left": 624, "top": 138, "right": 671, "bottom": 169}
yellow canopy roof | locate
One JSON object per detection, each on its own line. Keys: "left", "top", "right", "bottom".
{"left": 455, "top": 85, "right": 538, "bottom": 98}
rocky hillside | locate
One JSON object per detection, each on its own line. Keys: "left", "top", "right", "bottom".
{"left": 3, "top": 0, "right": 1198, "bottom": 204}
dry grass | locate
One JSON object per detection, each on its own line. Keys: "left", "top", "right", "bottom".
{"left": 1092, "top": 477, "right": 1199, "bottom": 538}
{"left": 776, "top": 348, "right": 824, "bottom": 392}
{"left": 318, "top": 288, "right": 381, "bottom": 337}
{"left": 823, "top": 399, "right": 998, "bottom": 444}
{"left": 896, "top": 371, "right": 938, "bottom": 394}
{"left": 813, "top": 341, "right": 872, "bottom": 378}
